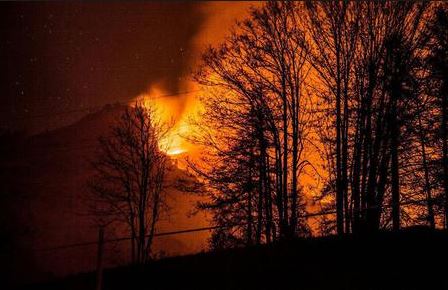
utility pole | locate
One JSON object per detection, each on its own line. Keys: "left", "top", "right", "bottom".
{"left": 96, "top": 226, "right": 105, "bottom": 290}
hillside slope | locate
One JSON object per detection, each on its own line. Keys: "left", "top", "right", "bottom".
{"left": 0, "top": 104, "right": 208, "bottom": 287}
{"left": 25, "top": 229, "right": 448, "bottom": 290}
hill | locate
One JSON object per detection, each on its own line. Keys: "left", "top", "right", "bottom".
{"left": 23, "top": 228, "right": 448, "bottom": 290}
{"left": 0, "top": 104, "right": 208, "bottom": 287}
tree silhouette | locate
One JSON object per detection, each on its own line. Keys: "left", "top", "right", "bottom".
{"left": 425, "top": 6, "right": 448, "bottom": 229}
{"left": 88, "top": 103, "right": 170, "bottom": 263}
{"left": 304, "top": 1, "right": 430, "bottom": 233}
{"left": 191, "top": 0, "right": 447, "bottom": 245}
{"left": 191, "top": 1, "right": 313, "bottom": 246}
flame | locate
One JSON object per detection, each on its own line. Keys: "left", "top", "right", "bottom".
{"left": 167, "top": 148, "right": 186, "bottom": 156}
{"left": 159, "top": 120, "right": 189, "bottom": 156}
{"left": 130, "top": 84, "right": 195, "bottom": 157}
{"left": 123, "top": 3, "right": 256, "bottom": 159}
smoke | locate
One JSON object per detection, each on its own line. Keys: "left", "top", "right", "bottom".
{"left": 144, "top": 2, "right": 258, "bottom": 119}
{"left": 138, "top": 2, "right": 258, "bottom": 155}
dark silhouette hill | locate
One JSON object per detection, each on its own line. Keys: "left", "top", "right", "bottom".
{"left": 22, "top": 228, "right": 448, "bottom": 290}
{"left": 0, "top": 104, "right": 208, "bottom": 287}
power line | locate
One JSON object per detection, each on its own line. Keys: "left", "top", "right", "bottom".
{"left": 34, "top": 224, "right": 229, "bottom": 252}
{"left": 33, "top": 197, "right": 434, "bottom": 253}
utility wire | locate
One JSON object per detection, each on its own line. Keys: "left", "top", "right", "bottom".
{"left": 34, "top": 224, "right": 234, "bottom": 252}
{"left": 33, "top": 197, "right": 435, "bottom": 253}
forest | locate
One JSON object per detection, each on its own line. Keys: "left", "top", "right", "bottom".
{"left": 182, "top": 1, "right": 448, "bottom": 247}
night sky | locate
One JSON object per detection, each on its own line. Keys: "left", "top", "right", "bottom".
{"left": 0, "top": 2, "right": 206, "bottom": 134}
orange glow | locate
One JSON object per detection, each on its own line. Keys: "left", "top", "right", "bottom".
{"left": 160, "top": 120, "right": 190, "bottom": 156}
{"left": 167, "top": 148, "right": 186, "bottom": 156}
{"left": 130, "top": 83, "right": 197, "bottom": 157}
{"left": 127, "top": 3, "right": 257, "bottom": 160}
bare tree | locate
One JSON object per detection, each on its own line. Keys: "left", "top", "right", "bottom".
{"left": 425, "top": 5, "right": 448, "bottom": 229}
{"left": 88, "top": 103, "right": 170, "bottom": 264}
{"left": 303, "top": 1, "right": 432, "bottom": 234}
{"left": 191, "top": 0, "right": 442, "bottom": 242}
{"left": 191, "top": 1, "right": 313, "bottom": 245}
{"left": 303, "top": 0, "right": 361, "bottom": 234}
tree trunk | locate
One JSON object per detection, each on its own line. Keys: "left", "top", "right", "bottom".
{"left": 342, "top": 66, "right": 350, "bottom": 234}
{"left": 290, "top": 89, "right": 299, "bottom": 235}
{"left": 281, "top": 74, "right": 289, "bottom": 237}
{"left": 417, "top": 112, "right": 435, "bottom": 229}
{"left": 335, "top": 64, "right": 344, "bottom": 235}
{"left": 442, "top": 82, "right": 448, "bottom": 229}
{"left": 256, "top": 143, "right": 264, "bottom": 244}
{"left": 264, "top": 153, "right": 273, "bottom": 243}
{"left": 390, "top": 108, "right": 400, "bottom": 232}
{"left": 335, "top": 21, "right": 344, "bottom": 235}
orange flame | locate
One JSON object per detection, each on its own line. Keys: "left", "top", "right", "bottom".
{"left": 130, "top": 84, "right": 195, "bottom": 156}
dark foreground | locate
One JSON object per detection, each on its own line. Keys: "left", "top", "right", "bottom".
{"left": 22, "top": 228, "right": 448, "bottom": 290}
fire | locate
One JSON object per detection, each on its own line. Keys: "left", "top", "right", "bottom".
{"left": 131, "top": 84, "right": 195, "bottom": 157}
{"left": 160, "top": 121, "right": 189, "bottom": 156}
{"left": 167, "top": 148, "right": 186, "bottom": 156}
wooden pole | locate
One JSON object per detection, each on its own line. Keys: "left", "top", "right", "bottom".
{"left": 96, "top": 226, "right": 105, "bottom": 290}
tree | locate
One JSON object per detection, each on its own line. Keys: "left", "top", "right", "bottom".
{"left": 303, "top": 0, "right": 361, "bottom": 234}
{"left": 191, "top": 1, "right": 313, "bottom": 246}
{"left": 88, "top": 103, "right": 170, "bottom": 263}
{"left": 192, "top": 0, "right": 442, "bottom": 241}
{"left": 425, "top": 6, "right": 448, "bottom": 229}
{"left": 188, "top": 100, "right": 263, "bottom": 247}
{"left": 304, "top": 1, "right": 430, "bottom": 233}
